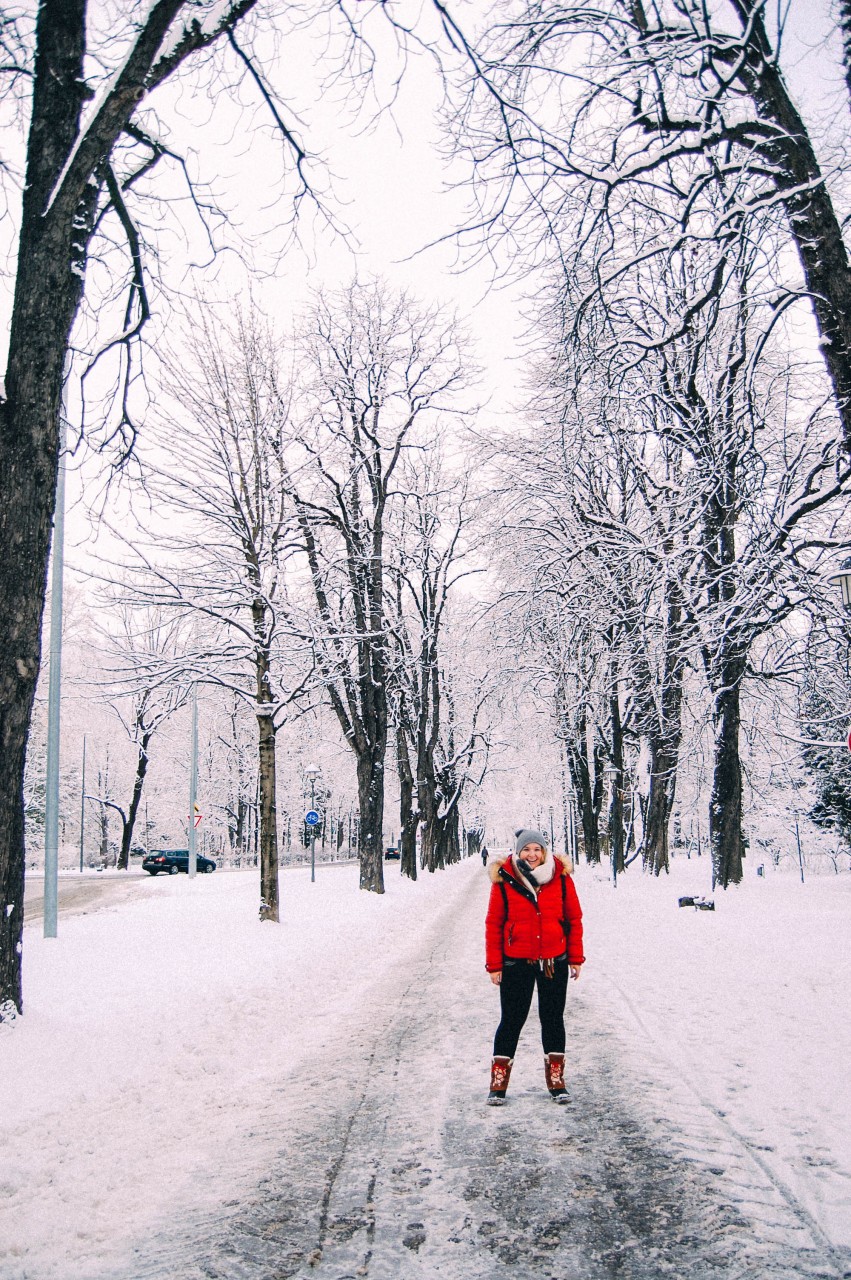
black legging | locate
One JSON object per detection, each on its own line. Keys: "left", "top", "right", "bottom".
{"left": 493, "top": 955, "right": 569, "bottom": 1058}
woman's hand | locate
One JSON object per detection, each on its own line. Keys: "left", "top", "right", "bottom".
{"left": 490, "top": 970, "right": 502, "bottom": 985}
{"left": 569, "top": 965, "right": 582, "bottom": 981}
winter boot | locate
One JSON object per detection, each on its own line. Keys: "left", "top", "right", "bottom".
{"left": 544, "top": 1052, "right": 569, "bottom": 1103}
{"left": 487, "top": 1055, "right": 513, "bottom": 1106}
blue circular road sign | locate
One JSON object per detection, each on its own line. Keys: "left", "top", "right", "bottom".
{"left": 305, "top": 810, "right": 321, "bottom": 827}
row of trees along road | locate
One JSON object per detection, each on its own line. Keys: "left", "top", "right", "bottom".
{"left": 106, "top": 283, "right": 491, "bottom": 921}
{"left": 0, "top": 0, "right": 486, "bottom": 1020}
{"left": 456, "top": 0, "right": 851, "bottom": 891}
{"left": 5, "top": 0, "right": 851, "bottom": 1016}
{"left": 494, "top": 239, "right": 851, "bottom": 889}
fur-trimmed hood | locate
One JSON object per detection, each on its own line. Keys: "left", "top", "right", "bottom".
{"left": 487, "top": 851, "right": 573, "bottom": 883}
{"left": 484, "top": 849, "right": 585, "bottom": 972}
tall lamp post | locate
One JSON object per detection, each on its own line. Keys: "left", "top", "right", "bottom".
{"left": 44, "top": 412, "right": 68, "bottom": 938}
{"left": 828, "top": 557, "right": 851, "bottom": 611}
{"left": 604, "top": 763, "right": 620, "bottom": 888}
{"left": 79, "top": 735, "right": 86, "bottom": 874}
{"left": 566, "top": 788, "right": 578, "bottom": 865}
{"left": 188, "top": 683, "right": 198, "bottom": 879}
{"left": 305, "top": 764, "right": 320, "bottom": 883}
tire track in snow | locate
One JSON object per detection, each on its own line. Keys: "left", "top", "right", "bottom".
{"left": 124, "top": 873, "right": 478, "bottom": 1280}
{"left": 300, "top": 875, "right": 480, "bottom": 1278}
{"left": 595, "top": 966, "right": 851, "bottom": 1279}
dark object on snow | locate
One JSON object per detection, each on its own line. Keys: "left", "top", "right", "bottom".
{"left": 678, "top": 895, "right": 715, "bottom": 911}
{"left": 142, "top": 850, "right": 216, "bottom": 876}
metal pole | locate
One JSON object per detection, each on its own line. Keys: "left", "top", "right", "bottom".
{"left": 569, "top": 798, "right": 577, "bottom": 865}
{"left": 79, "top": 736, "right": 86, "bottom": 874}
{"left": 310, "top": 775, "right": 316, "bottom": 883}
{"left": 795, "top": 818, "right": 805, "bottom": 884}
{"left": 188, "top": 684, "right": 198, "bottom": 878}
{"left": 44, "top": 413, "right": 68, "bottom": 938}
{"left": 605, "top": 770, "right": 618, "bottom": 890}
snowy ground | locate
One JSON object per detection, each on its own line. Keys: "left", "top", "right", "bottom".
{"left": 2, "top": 854, "right": 850, "bottom": 1279}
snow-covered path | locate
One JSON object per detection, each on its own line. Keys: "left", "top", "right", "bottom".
{"left": 3, "top": 858, "right": 850, "bottom": 1279}
{"left": 129, "top": 868, "right": 820, "bottom": 1280}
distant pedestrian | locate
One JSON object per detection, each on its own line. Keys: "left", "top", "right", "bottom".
{"left": 481, "top": 844, "right": 489, "bottom": 867}
{"left": 484, "top": 828, "right": 584, "bottom": 1105}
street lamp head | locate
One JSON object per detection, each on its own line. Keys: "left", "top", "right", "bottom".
{"left": 829, "top": 556, "right": 851, "bottom": 612}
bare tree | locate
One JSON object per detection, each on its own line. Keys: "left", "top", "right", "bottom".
{"left": 489, "top": 217, "right": 851, "bottom": 887}
{"left": 218, "top": 691, "right": 258, "bottom": 865}
{"left": 0, "top": 0, "right": 466, "bottom": 1022}
{"left": 283, "top": 281, "right": 473, "bottom": 893}
{"left": 94, "top": 752, "right": 114, "bottom": 869}
{"left": 389, "top": 451, "right": 478, "bottom": 879}
{"left": 423, "top": 655, "right": 494, "bottom": 870}
{"left": 93, "top": 604, "right": 192, "bottom": 869}
{"left": 799, "top": 614, "right": 851, "bottom": 845}
{"left": 449, "top": 0, "right": 851, "bottom": 449}
{"left": 118, "top": 307, "right": 313, "bottom": 922}
{"left": 0, "top": 0, "right": 330, "bottom": 1017}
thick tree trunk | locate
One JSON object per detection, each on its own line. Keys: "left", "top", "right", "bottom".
{"left": 356, "top": 751, "right": 386, "bottom": 893}
{"left": 573, "top": 766, "right": 600, "bottom": 863}
{"left": 709, "top": 675, "right": 745, "bottom": 889}
{"left": 738, "top": 5, "right": 851, "bottom": 450}
{"left": 642, "top": 735, "right": 678, "bottom": 876}
{"left": 419, "top": 763, "right": 465, "bottom": 872}
{"left": 117, "top": 731, "right": 152, "bottom": 870}
{"left": 229, "top": 797, "right": 248, "bottom": 860}
{"left": 0, "top": 0, "right": 94, "bottom": 1019}
{"left": 396, "top": 720, "right": 418, "bottom": 880}
{"left": 642, "top": 652, "right": 684, "bottom": 875}
{"left": 608, "top": 684, "right": 625, "bottom": 877}
{"left": 0, "top": 0, "right": 261, "bottom": 1020}
{"left": 840, "top": 0, "right": 851, "bottom": 115}
{"left": 418, "top": 777, "right": 441, "bottom": 872}
{"left": 421, "top": 802, "right": 458, "bottom": 871}
{"left": 700, "top": 437, "right": 746, "bottom": 890}
{"left": 98, "top": 802, "right": 110, "bottom": 868}
{"left": 257, "top": 712, "right": 279, "bottom": 921}
{"left": 566, "top": 704, "right": 601, "bottom": 864}
{"left": 635, "top": 581, "right": 685, "bottom": 876}
{"left": 443, "top": 806, "right": 461, "bottom": 864}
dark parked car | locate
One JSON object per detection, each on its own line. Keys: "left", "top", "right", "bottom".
{"left": 143, "top": 850, "right": 216, "bottom": 876}
{"left": 384, "top": 846, "right": 400, "bottom": 861}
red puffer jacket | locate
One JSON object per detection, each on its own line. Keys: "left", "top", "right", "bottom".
{"left": 485, "top": 854, "right": 585, "bottom": 972}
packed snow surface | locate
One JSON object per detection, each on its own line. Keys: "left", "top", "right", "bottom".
{"left": 1, "top": 855, "right": 850, "bottom": 1278}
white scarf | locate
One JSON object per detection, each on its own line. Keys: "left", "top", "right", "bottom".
{"left": 513, "top": 850, "right": 555, "bottom": 896}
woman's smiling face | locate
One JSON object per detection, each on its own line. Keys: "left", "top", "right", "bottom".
{"left": 519, "top": 843, "right": 545, "bottom": 868}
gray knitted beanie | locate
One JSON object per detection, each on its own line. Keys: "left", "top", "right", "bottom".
{"left": 514, "top": 828, "right": 549, "bottom": 855}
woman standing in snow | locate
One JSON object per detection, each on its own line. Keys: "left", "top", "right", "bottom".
{"left": 485, "top": 828, "right": 584, "bottom": 1106}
